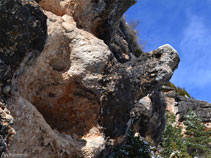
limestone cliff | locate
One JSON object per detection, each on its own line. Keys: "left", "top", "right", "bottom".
{"left": 0, "top": 0, "right": 208, "bottom": 158}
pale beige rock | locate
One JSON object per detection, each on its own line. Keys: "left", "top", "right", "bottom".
{"left": 38, "top": 0, "right": 75, "bottom": 16}
{"left": 155, "top": 44, "right": 179, "bottom": 82}
{"left": 81, "top": 127, "right": 105, "bottom": 158}
{"left": 37, "top": 0, "right": 104, "bottom": 34}
{"left": 166, "top": 97, "right": 178, "bottom": 114}
{"left": 9, "top": 97, "right": 72, "bottom": 158}
{"left": 9, "top": 11, "right": 111, "bottom": 158}
{"left": 138, "top": 96, "right": 152, "bottom": 115}
{"left": 37, "top": 0, "right": 136, "bottom": 36}
{"left": 165, "top": 94, "right": 179, "bottom": 121}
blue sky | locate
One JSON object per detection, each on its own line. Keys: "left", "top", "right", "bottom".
{"left": 125, "top": 0, "right": 211, "bottom": 103}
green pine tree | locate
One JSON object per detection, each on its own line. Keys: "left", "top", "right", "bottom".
{"left": 160, "top": 112, "right": 191, "bottom": 158}
{"left": 183, "top": 111, "right": 211, "bottom": 157}
{"left": 160, "top": 111, "right": 211, "bottom": 158}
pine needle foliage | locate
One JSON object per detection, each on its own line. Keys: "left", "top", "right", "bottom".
{"left": 160, "top": 112, "right": 191, "bottom": 158}
{"left": 184, "top": 111, "right": 211, "bottom": 157}
{"left": 160, "top": 111, "right": 211, "bottom": 158}
{"left": 110, "top": 129, "right": 151, "bottom": 158}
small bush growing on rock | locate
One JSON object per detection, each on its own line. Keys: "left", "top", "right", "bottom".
{"left": 167, "top": 82, "right": 191, "bottom": 98}
{"left": 136, "top": 49, "right": 143, "bottom": 55}
{"left": 127, "top": 19, "right": 144, "bottom": 56}
{"left": 110, "top": 129, "right": 152, "bottom": 158}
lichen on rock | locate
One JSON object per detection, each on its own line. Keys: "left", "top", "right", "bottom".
{"left": 0, "top": 101, "right": 15, "bottom": 156}
{"left": 0, "top": 0, "right": 47, "bottom": 87}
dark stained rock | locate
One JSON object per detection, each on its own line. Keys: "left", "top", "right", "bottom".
{"left": 147, "top": 90, "right": 166, "bottom": 145}
{"left": 0, "top": 0, "right": 47, "bottom": 86}
{"left": 177, "top": 97, "right": 211, "bottom": 123}
{"left": 163, "top": 86, "right": 211, "bottom": 123}
{"left": 99, "top": 44, "right": 179, "bottom": 140}
{"left": 0, "top": 0, "right": 47, "bottom": 155}
{"left": 75, "top": 0, "right": 140, "bottom": 63}
{"left": 108, "top": 18, "right": 142, "bottom": 63}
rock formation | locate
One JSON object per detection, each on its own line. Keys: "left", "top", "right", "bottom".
{"left": 36, "top": 0, "right": 142, "bottom": 62}
{"left": 163, "top": 85, "right": 211, "bottom": 128}
{"left": 7, "top": 9, "right": 179, "bottom": 155}
{"left": 1, "top": 0, "right": 209, "bottom": 157}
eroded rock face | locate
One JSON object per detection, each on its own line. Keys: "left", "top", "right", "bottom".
{"left": 12, "top": 12, "right": 112, "bottom": 136}
{"left": 9, "top": 97, "right": 72, "bottom": 158}
{"left": 36, "top": 0, "right": 135, "bottom": 33}
{"left": 9, "top": 12, "right": 110, "bottom": 157}
{"left": 0, "top": 0, "right": 47, "bottom": 155}
{"left": 10, "top": 32, "right": 179, "bottom": 157}
{"left": 36, "top": 0, "right": 141, "bottom": 63}
{"left": 1, "top": 0, "right": 181, "bottom": 157}
{"left": 70, "top": 0, "right": 139, "bottom": 63}
{"left": 146, "top": 90, "right": 167, "bottom": 145}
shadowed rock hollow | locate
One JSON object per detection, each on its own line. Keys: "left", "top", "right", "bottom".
{"left": 0, "top": 0, "right": 183, "bottom": 157}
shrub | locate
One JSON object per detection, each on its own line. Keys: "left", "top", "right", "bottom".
{"left": 135, "top": 49, "right": 143, "bottom": 55}
{"left": 166, "top": 82, "right": 191, "bottom": 98}
{"left": 110, "top": 129, "right": 152, "bottom": 158}
{"left": 160, "top": 112, "right": 191, "bottom": 158}
{"left": 126, "top": 19, "right": 145, "bottom": 56}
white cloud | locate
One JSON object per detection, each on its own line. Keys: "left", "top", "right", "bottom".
{"left": 172, "top": 14, "right": 211, "bottom": 88}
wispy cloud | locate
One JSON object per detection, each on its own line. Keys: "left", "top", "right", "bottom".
{"left": 172, "top": 14, "right": 211, "bottom": 89}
